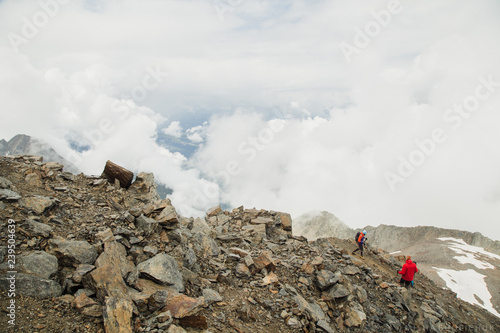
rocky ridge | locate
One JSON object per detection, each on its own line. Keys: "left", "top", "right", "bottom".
{"left": 293, "top": 211, "right": 500, "bottom": 317}
{"left": 1, "top": 155, "right": 500, "bottom": 333}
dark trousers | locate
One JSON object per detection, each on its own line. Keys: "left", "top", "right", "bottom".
{"left": 352, "top": 242, "right": 364, "bottom": 256}
{"left": 400, "top": 278, "right": 412, "bottom": 288}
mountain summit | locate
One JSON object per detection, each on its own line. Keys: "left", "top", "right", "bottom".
{"left": 0, "top": 134, "right": 80, "bottom": 174}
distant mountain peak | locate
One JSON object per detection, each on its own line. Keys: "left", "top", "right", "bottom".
{"left": 0, "top": 134, "right": 80, "bottom": 174}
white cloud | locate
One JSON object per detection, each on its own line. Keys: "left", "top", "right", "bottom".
{"left": 186, "top": 125, "right": 205, "bottom": 143}
{"left": 1, "top": 0, "right": 500, "bottom": 239}
{"left": 162, "top": 121, "right": 183, "bottom": 138}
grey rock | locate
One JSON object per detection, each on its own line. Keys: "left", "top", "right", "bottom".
{"left": 137, "top": 253, "right": 184, "bottom": 292}
{"left": 75, "top": 288, "right": 96, "bottom": 297}
{"left": 343, "top": 265, "right": 361, "bottom": 275}
{"left": 345, "top": 302, "right": 366, "bottom": 327}
{"left": 0, "top": 273, "right": 62, "bottom": 298}
{"left": 48, "top": 239, "right": 98, "bottom": 267}
{"left": 135, "top": 214, "right": 159, "bottom": 236}
{"left": 193, "top": 233, "right": 220, "bottom": 257}
{"left": 114, "top": 227, "right": 134, "bottom": 236}
{"left": 125, "top": 172, "right": 160, "bottom": 207}
{"left": 325, "top": 283, "right": 350, "bottom": 299}
{"left": 183, "top": 247, "right": 197, "bottom": 269}
{"left": 0, "top": 246, "right": 7, "bottom": 263}
{"left": 144, "top": 245, "right": 158, "bottom": 256}
{"left": 424, "top": 317, "right": 441, "bottom": 333}
{"left": 20, "top": 196, "right": 54, "bottom": 214}
{"left": 18, "top": 251, "right": 58, "bottom": 279}
{"left": 191, "top": 217, "right": 211, "bottom": 234}
{"left": 129, "top": 236, "right": 142, "bottom": 245}
{"left": 202, "top": 288, "right": 223, "bottom": 304}
{"left": 148, "top": 290, "right": 169, "bottom": 311}
{"left": 385, "top": 314, "right": 402, "bottom": 331}
{"left": 26, "top": 219, "right": 53, "bottom": 237}
{"left": 294, "top": 294, "right": 328, "bottom": 323}
{"left": 0, "top": 189, "right": 21, "bottom": 200}
{"left": 72, "top": 264, "right": 96, "bottom": 283}
{"left": 316, "top": 270, "right": 340, "bottom": 291}
{"left": 0, "top": 176, "right": 13, "bottom": 189}
{"left": 317, "top": 319, "right": 335, "bottom": 333}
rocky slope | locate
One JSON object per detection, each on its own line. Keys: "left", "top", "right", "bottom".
{"left": 294, "top": 211, "right": 500, "bottom": 319}
{"left": 1, "top": 155, "right": 500, "bottom": 333}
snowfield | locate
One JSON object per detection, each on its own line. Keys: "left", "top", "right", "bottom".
{"left": 434, "top": 237, "right": 500, "bottom": 317}
{"left": 438, "top": 237, "right": 500, "bottom": 270}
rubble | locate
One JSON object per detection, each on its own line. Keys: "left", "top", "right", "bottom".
{"left": 0, "top": 155, "right": 499, "bottom": 333}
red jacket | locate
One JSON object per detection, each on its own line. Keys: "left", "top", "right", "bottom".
{"left": 399, "top": 259, "right": 418, "bottom": 281}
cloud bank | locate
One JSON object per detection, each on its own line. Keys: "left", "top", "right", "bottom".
{"left": 1, "top": 0, "right": 500, "bottom": 238}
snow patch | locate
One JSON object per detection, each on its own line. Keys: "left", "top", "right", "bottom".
{"left": 437, "top": 237, "right": 500, "bottom": 270}
{"left": 434, "top": 267, "right": 500, "bottom": 318}
{"left": 390, "top": 250, "right": 401, "bottom": 255}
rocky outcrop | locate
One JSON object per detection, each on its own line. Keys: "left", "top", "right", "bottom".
{"left": 0, "top": 155, "right": 499, "bottom": 333}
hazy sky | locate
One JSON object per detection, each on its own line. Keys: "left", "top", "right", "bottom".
{"left": 1, "top": 0, "right": 500, "bottom": 239}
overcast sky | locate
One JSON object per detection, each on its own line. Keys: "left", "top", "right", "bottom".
{"left": 1, "top": 0, "right": 500, "bottom": 239}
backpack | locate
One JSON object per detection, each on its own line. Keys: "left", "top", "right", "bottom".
{"left": 355, "top": 231, "right": 361, "bottom": 242}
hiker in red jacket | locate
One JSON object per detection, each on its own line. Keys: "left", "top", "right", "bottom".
{"left": 398, "top": 255, "right": 418, "bottom": 288}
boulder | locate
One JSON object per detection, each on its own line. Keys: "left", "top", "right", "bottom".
{"left": 102, "top": 160, "right": 134, "bottom": 189}
{"left": 167, "top": 325, "right": 187, "bottom": 333}
{"left": 206, "top": 205, "right": 222, "bottom": 217}
{"left": 25, "top": 219, "right": 52, "bottom": 238}
{"left": 253, "top": 251, "right": 276, "bottom": 272}
{"left": 294, "top": 294, "right": 329, "bottom": 323}
{"left": 262, "top": 272, "right": 279, "bottom": 286}
{"left": 316, "top": 270, "right": 340, "bottom": 291}
{"left": 103, "top": 296, "right": 134, "bottom": 333}
{"left": 343, "top": 265, "right": 361, "bottom": 275}
{"left": 72, "top": 264, "right": 95, "bottom": 283}
{"left": 42, "top": 161, "right": 64, "bottom": 172}
{"left": 0, "top": 273, "right": 62, "bottom": 298}
{"left": 125, "top": 172, "right": 160, "bottom": 207}
{"left": 324, "top": 283, "right": 350, "bottom": 299}
{"left": 250, "top": 217, "right": 274, "bottom": 225}
{"left": 74, "top": 292, "right": 102, "bottom": 317}
{"left": 48, "top": 239, "right": 98, "bottom": 267}
{"left": 156, "top": 205, "right": 180, "bottom": 229}
{"left": 20, "top": 195, "right": 54, "bottom": 214}
{"left": 277, "top": 212, "right": 292, "bottom": 231}
{"left": 202, "top": 288, "right": 223, "bottom": 304}
{"left": 192, "top": 233, "right": 220, "bottom": 257}
{"left": 25, "top": 173, "right": 42, "bottom": 187}
{"left": 345, "top": 302, "right": 366, "bottom": 327}
{"left": 191, "top": 217, "right": 212, "bottom": 234}
{"left": 84, "top": 264, "right": 128, "bottom": 302}
{"left": 95, "top": 240, "right": 135, "bottom": 278}
{"left": 0, "top": 176, "right": 13, "bottom": 188}
{"left": 135, "top": 214, "right": 159, "bottom": 236}
{"left": 137, "top": 253, "right": 184, "bottom": 292}
{"left": 0, "top": 189, "right": 21, "bottom": 200}
{"left": 18, "top": 251, "right": 58, "bottom": 279}
{"left": 163, "top": 294, "right": 205, "bottom": 318}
